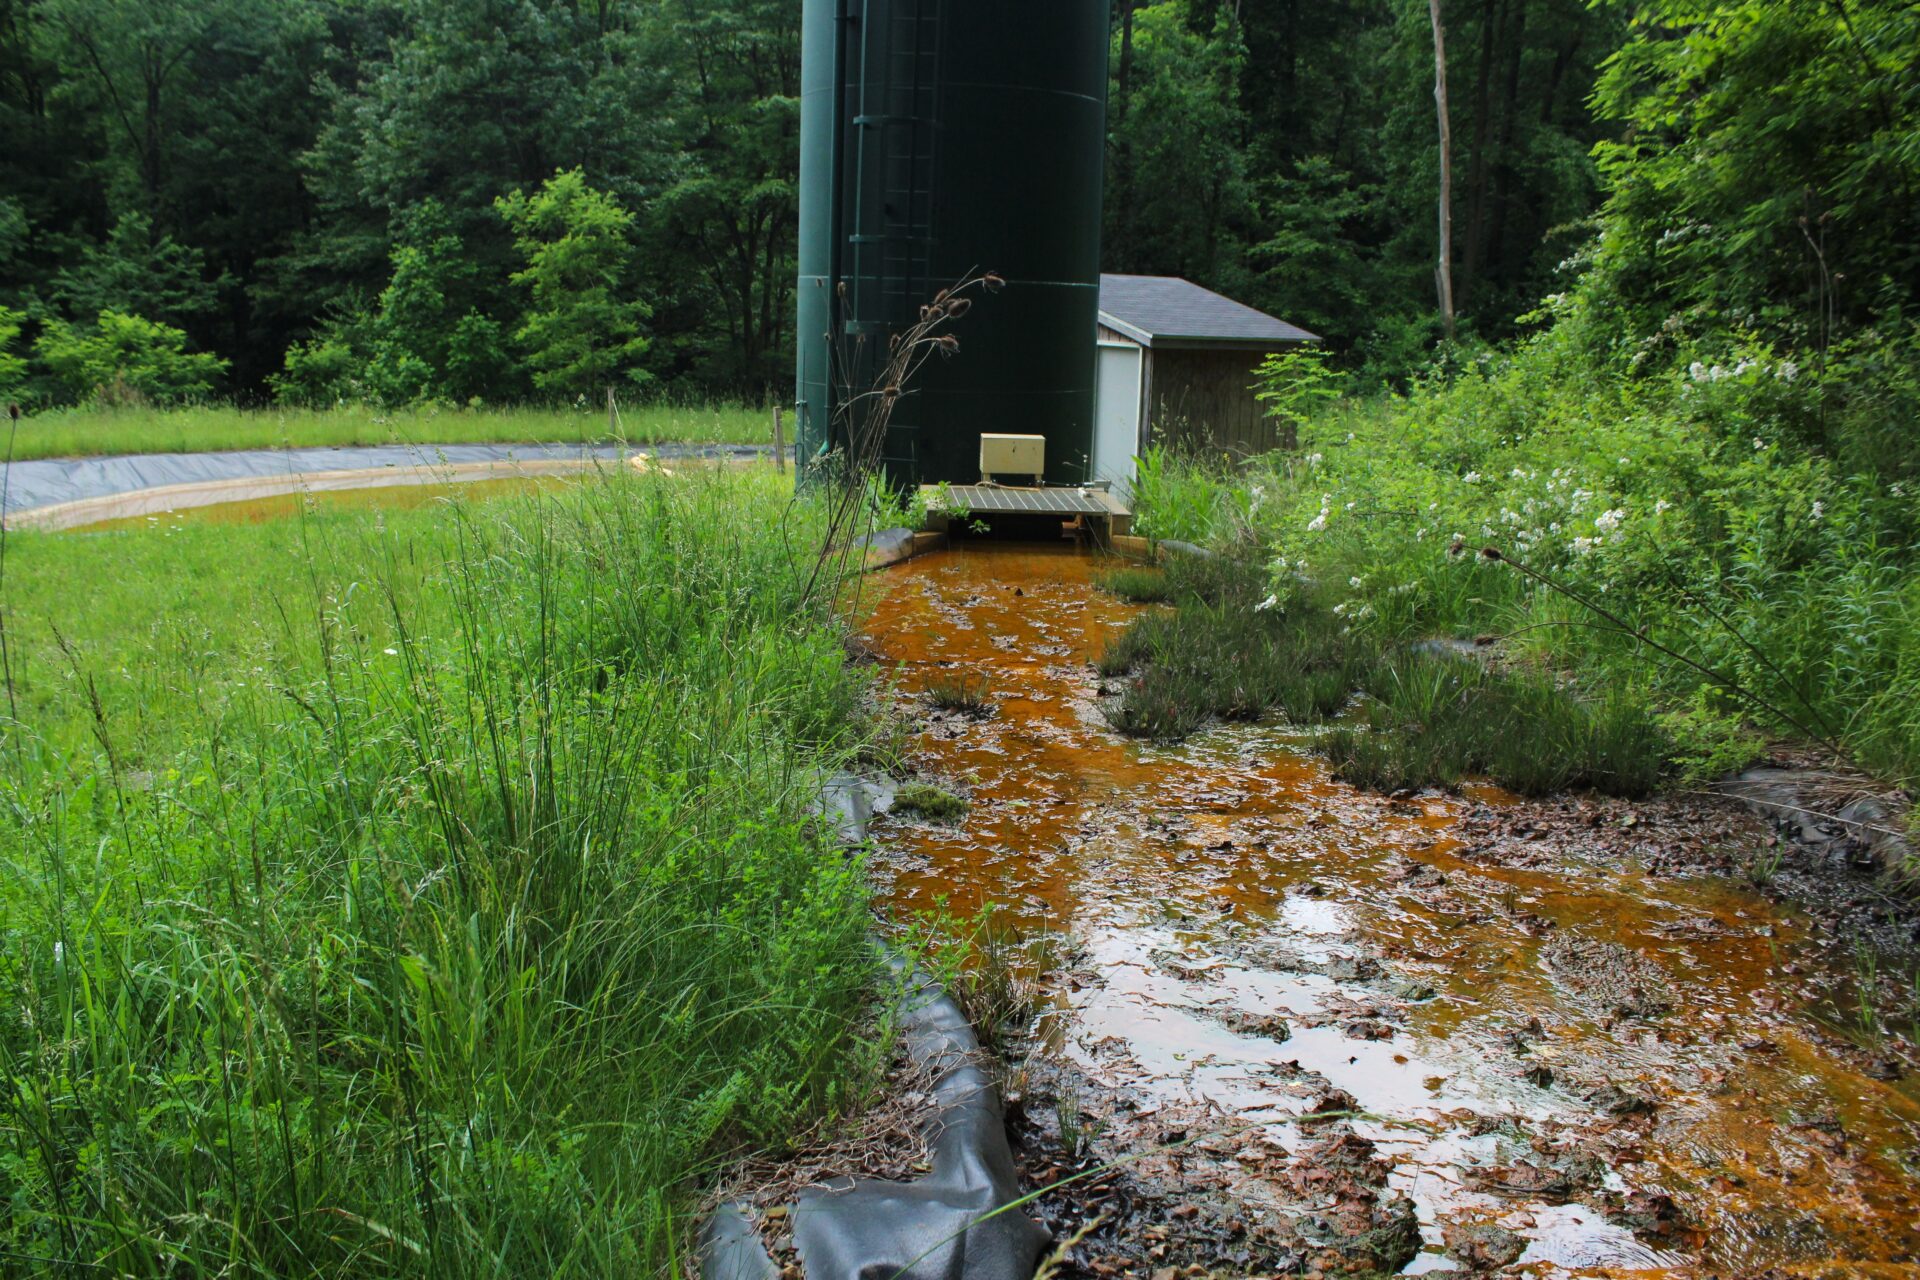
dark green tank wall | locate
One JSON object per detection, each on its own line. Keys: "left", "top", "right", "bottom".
{"left": 796, "top": 0, "right": 1109, "bottom": 486}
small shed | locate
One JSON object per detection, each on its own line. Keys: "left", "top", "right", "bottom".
{"left": 1091, "top": 274, "right": 1319, "bottom": 495}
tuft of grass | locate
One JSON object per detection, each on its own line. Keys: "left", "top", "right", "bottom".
{"left": 1096, "top": 565, "right": 1172, "bottom": 603}
{"left": 892, "top": 781, "right": 969, "bottom": 822}
{"left": 1102, "top": 549, "right": 1668, "bottom": 796}
{"left": 925, "top": 669, "right": 992, "bottom": 714}
{"left": 0, "top": 464, "right": 880, "bottom": 1276}
{"left": 4, "top": 400, "right": 768, "bottom": 460}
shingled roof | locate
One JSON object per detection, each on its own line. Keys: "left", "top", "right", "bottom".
{"left": 1097, "top": 273, "right": 1319, "bottom": 349}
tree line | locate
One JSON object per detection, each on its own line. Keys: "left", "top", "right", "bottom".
{"left": 1, "top": 0, "right": 1915, "bottom": 410}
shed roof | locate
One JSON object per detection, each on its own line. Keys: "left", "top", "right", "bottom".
{"left": 1097, "top": 273, "right": 1319, "bottom": 349}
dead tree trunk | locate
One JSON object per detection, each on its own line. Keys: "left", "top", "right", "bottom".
{"left": 1429, "top": 0, "right": 1457, "bottom": 340}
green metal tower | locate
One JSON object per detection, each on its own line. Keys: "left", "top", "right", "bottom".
{"left": 795, "top": 0, "right": 1109, "bottom": 487}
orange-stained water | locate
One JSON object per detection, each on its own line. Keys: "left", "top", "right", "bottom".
{"left": 860, "top": 543, "right": 1920, "bottom": 1279}
{"left": 72, "top": 475, "right": 574, "bottom": 531}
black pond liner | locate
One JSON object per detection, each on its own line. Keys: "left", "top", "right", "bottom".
{"left": 699, "top": 771, "right": 1047, "bottom": 1280}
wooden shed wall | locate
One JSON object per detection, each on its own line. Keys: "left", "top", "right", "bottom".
{"left": 1147, "top": 347, "right": 1291, "bottom": 456}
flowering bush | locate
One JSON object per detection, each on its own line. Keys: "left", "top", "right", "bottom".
{"left": 1134, "top": 323, "right": 1920, "bottom": 786}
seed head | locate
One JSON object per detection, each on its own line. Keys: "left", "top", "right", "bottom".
{"left": 1480, "top": 546, "right": 1504, "bottom": 562}
{"left": 946, "top": 297, "right": 972, "bottom": 318}
{"left": 983, "top": 273, "right": 1006, "bottom": 292}
{"left": 936, "top": 334, "right": 960, "bottom": 355}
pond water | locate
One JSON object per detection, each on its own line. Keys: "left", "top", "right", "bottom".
{"left": 860, "top": 542, "right": 1920, "bottom": 1279}
{"left": 69, "top": 475, "right": 575, "bottom": 531}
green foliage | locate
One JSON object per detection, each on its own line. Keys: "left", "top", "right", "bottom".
{"left": 268, "top": 331, "right": 360, "bottom": 405}
{"left": 34, "top": 309, "right": 227, "bottom": 404}
{"left": 1128, "top": 312, "right": 1920, "bottom": 786}
{"left": 1657, "top": 686, "right": 1768, "bottom": 786}
{"left": 49, "top": 211, "right": 224, "bottom": 327}
{"left": 0, "top": 305, "right": 26, "bottom": 393}
{"left": 1587, "top": 1, "right": 1920, "bottom": 351}
{"left": 1106, "top": 1, "right": 1253, "bottom": 285}
{"left": 1253, "top": 346, "right": 1344, "bottom": 446}
{"left": 497, "top": 169, "right": 652, "bottom": 397}
{"left": 0, "top": 467, "right": 881, "bottom": 1275}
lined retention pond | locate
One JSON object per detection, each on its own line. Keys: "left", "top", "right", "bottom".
{"left": 859, "top": 542, "right": 1920, "bottom": 1279}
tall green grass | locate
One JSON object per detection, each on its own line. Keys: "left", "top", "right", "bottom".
{"left": 0, "top": 467, "right": 881, "bottom": 1275}
{"left": 2, "top": 401, "right": 770, "bottom": 461}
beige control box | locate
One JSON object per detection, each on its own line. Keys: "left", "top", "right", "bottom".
{"left": 979, "top": 433, "right": 1045, "bottom": 480}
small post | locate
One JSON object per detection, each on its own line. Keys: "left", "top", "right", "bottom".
{"left": 772, "top": 404, "right": 786, "bottom": 475}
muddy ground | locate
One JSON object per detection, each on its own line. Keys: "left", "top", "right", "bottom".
{"left": 854, "top": 543, "right": 1920, "bottom": 1280}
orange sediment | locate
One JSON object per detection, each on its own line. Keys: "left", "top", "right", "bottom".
{"left": 861, "top": 542, "right": 1920, "bottom": 1279}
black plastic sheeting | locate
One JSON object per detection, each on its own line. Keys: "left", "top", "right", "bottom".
{"left": 701, "top": 773, "right": 1048, "bottom": 1280}
{"left": 0, "top": 442, "right": 778, "bottom": 518}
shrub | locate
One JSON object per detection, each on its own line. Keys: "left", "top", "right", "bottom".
{"left": 497, "top": 168, "right": 652, "bottom": 396}
{"left": 270, "top": 332, "right": 362, "bottom": 405}
{"left": 0, "top": 304, "right": 24, "bottom": 394}
{"left": 35, "top": 309, "right": 226, "bottom": 405}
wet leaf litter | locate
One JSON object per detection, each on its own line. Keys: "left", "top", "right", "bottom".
{"left": 861, "top": 543, "right": 1920, "bottom": 1279}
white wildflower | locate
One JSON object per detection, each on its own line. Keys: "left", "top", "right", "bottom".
{"left": 1348, "top": 576, "right": 1365, "bottom": 589}
{"left": 1572, "top": 535, "right": 1598, "bottom": 555}
{"left": 384, "top": 647, "right": 399, "bottom": 656}
{"left": 1306, "top": 512, "right": 1327, "bottom": 532}
{"left": 1463, "top": 471, "right": 1482, "bottom": 484}
{"left": 1754, "top": 437, "right": 1765, "bottom": 451}
{"left": 1689, "top": 361, "right": 1708, "bottom": 382}
{"left": 1810, "top": 500, "right": 1825, "bottom": 521}
{"left": 1594, "top": 508, "right": 1625, "bottom": 534}
{"left": 1653, "top": 499, "right": 1672, "bottom": 516}
{"left": 1254, "top": 593, "right": 1279, "bottom": 613}
{"left": 1777, "top": 361, "right": 1799, "bottom": 382}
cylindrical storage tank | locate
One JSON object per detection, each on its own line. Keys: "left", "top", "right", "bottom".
{"left": 795, "top": 0, "right": 1109, "bottom": 487}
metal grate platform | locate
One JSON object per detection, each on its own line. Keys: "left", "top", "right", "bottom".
{"left": 929, "top": 484, "right": 1130, "bottom": 518}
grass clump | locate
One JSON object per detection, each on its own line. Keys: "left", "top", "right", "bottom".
{"left": 925, "top": 669, "right": 992, "bottom": 715}
{"left": 1102, "top": 546, "right": 1668, "bottom": 796}
{"left": 0, "top": 466, "right": 881, "bottom": 1276}
{"left": 1096, "top": 565, "right": 1173, "bottom": 603}
{"left": 1323, "top": 662, "right": 1667, "bottom": 796}
{"left": 892, "top": 781, "right": 969, "bottom": 822}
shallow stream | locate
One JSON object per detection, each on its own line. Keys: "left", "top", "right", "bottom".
{"left": 861, "top": 543, "right": 1920, "bottom": 1279}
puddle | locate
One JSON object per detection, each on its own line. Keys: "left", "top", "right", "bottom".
{"left": 69, "top": 475, "right": 575, "bottom": 531}
{"left": 861, "top": 543, "right": 1920, "bottom": 1279}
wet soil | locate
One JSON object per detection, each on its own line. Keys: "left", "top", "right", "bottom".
{"left": 859, "top": 543, "right": 1920, "bottom": 1280}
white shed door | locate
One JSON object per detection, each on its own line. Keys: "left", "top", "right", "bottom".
{"left": 1092, "top": 341, "right": 1143, "bottom": 500}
